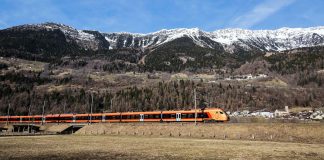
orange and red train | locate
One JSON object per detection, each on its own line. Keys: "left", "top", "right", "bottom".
{"left": 0, "top": 108, "right": 229, "bottom": 124}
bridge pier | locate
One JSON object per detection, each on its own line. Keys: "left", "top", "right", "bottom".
{"left": 12, "top": 125, "right": 40, "bottom": 133}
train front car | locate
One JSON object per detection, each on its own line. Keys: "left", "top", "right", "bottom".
{"left": 205, "top": 108, "right": 230, "bottom": 122}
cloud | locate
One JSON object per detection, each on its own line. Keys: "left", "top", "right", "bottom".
{"left": 229, "top": 0, "right": 296, "bottom": 28}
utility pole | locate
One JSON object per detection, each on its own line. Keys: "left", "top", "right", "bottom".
{"left": 42, "top": 101, "right": 45, "bottom": 125}
{"left": 63, "top": 101, "right": 66, "bottom": 114}
{"left": 28, "top": 105, "right": 31, "bottom": 133}
{"left": 194, "top": 88, "right": 197, "bottom": 125}
{"left": 103, "top": 96, "right": 106, "bottom": 113}
{"left": 110, "top": 96, "right": 114, "bottom": 112}
{"left": 6, "top": 103, "right": 10, "bottom": 125}
{"left": 90, "top": 92, "right": 93, "bottom": 125}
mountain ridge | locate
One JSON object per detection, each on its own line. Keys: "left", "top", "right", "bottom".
{"left": 103, "top": 25, "right": 324, "bottom": 52}
{"left": 1, "top": 22, "right": 324, "bottom": 72}
{"left": 3, "top": 22, "right": 324, "bottom": 53}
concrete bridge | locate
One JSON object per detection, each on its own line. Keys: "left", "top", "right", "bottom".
{"left": 0, "top": 123, "right": 86, "bottom": 135}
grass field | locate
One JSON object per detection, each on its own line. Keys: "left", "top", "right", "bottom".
{"left": 0, "top": 135, "right": 323, "bottom": 160}
{"left": 75, "top": 123, "right": 324, "bottom": 144}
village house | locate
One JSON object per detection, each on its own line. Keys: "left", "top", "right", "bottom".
{"left": 274, "top": 106, "right": 290, "bottom": 117}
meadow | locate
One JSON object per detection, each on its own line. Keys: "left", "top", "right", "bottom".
{"left": 0, "top": 135, "right": 323, "bottom": 160}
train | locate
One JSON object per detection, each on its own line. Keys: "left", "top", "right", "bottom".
{"left": 0, "top": 108, "right": 229, "bottom": 124}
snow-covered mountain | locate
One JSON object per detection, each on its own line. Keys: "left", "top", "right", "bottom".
{"left": 103, "top": 28, "right": 221, "bottom": 49}
{"left": 104, "top": 26, "right": 324, "bottom": 53}
{"left": 3, "top": 23, "right": 324, "bottom": 53}
{"left": 211, "top": 27, "right": 324, "bottom": 52}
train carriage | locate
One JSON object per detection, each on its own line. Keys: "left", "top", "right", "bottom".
{"left": 45, "top": 114, "right": 61, "bottom": 123}
{"left": 104, "top": 112, "right": 123, "bottom": 123}
{"left": 0, "top": 108, "right": 229, "bottom": 124}
{"left": 74, "top": 114, "right": 90, "bottom": 123}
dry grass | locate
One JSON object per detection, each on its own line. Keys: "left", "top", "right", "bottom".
{"left": 263, "top": 77, "right": 288, "bottom": 87}
{"left": 75, "top": 123, "right": 324, "bottom": 144}
{"left": 45, "top": 84, "right": 83, "bottom": 92}
{"left": 0, "top": 57, "right": 47, "bottom": 72}
{"left": 0, "top": 135, "right": 323, "bottom": 160}
{"left": 44, "top": 124, "right": 70, "bottom": 133}
{"left": 171, "top": 73, "right": 189, "bottom": 80}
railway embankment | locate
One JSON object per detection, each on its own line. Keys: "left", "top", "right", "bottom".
{"left": 75, "top": 123, "right": 324, "bottom": 144}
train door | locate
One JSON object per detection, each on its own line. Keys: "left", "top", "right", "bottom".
{"left": 102, "top": 115, "right": 106, "bottom": 123}
{"left": 72, "top": 115, "right": 76, "bottom": 123}
{"left": 176, "top": 113, "right": 181, "bottom": 122}
{"left": 42, "top": 116, "right": 46, "bottom": 124}
{"left": 140, "top": 114, "right": 144, "bottom": 122}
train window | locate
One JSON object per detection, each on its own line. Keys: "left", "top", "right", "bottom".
{"left": 144, "top": 115, "right": 149, "bottom": 119}
{"left": 163, "top": 114, "right": 171, "bottom": 118}
{"left": 122, "top": 115, "right": 127, "bottom": 119}
{"left": 47, "top": 117, "right": 61, "bottom": 121}
{"left": 198, "top": 113, "right": 209, "bottom": 118}
{"left": 77, "top": 116, "right": 89, "bottom": 120}
{"left": 134, "top": 115, "right": 140, "bottom": 119}
{"left": 121, "top": 115, "right": 132, "bottom": 119}
{"left": 8, "top": 118, "right": 18, "bottom": 121}
{"left": 66, "top": 117, "right": 72, "bottom": 120}
{"left": 171, "top": 114, "right": 176, "bottom": 118}
{"left": 148, "top": 114, "right": 160, "bottom": 119}
{"left": 22, "top": 118, "right": 30, "bottom": 121}
{"left": 93, "top": 116, "right": 101, "bottom": 120}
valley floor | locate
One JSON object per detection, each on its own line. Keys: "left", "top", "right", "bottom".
{"left": 0, "top": 135, "right": 323, "bottom": 160}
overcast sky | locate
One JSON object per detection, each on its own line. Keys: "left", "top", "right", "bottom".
{"left": 0, "top": 0, "right": 323, "bottom": 33}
